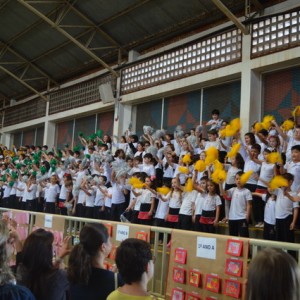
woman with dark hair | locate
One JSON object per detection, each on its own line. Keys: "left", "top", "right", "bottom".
{"left": 68, "top": 223, "right": 123, "bottom": 300}
{"left": 0, "top": 220, "right": 35, "bottom": 300}
{"left": 247, "top": 248, "right": 300, "bottom": 300}
{"left": 17, "top": 229, "right": 69, "bottom": 300}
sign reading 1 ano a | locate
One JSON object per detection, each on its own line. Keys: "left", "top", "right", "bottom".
{"left": 196, "top": 237, "right": 217, "bottom": 260}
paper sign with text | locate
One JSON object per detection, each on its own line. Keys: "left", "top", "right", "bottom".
{"left": 116, "top": 224, "right": 129, "bottom": 241}
{"left": 196, "top": 237, "right": 216, "bottom": 260}
{"left": 44, "top": 215, "right": 53, "bottom": 228}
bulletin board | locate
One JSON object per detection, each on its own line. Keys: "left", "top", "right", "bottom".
{"left": 165, "top": 229, "right": 249, "bottom": 300}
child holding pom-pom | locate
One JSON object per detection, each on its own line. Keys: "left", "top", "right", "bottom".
{"left": 219, "top": 171, "right": 252, "bottom": 237}
{"left": 199, "top": 180, "right": 222, "bottom": 233}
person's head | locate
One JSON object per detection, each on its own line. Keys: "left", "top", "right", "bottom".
{"left": 199, "top": 176, "right": 208, "bottom": 190}
{"left": 99, "top": 175, "right": 107, "bottom": 185}
{"left": 244, "top": 132, "right": 256, "bottom": 146}
{"left": 247, "top": 248, "right": 300, "bottom": 300}
{"left": 211, "top": 109, "right": 220, "bottom": 120}
{"left": 268, "top": 135, "right": 280, "bottom": 149}
{"left": 68, "top": 223, "right": 111, "bottom": 285}
{"left": 21, "top": 229, "right": 54, "bottom": 278}
{"left": 137, "top": 142, "right": 144, "bottom": 152}
{"left": 263, "top": 148, "right": 271, "bottom": 161}
{"left": 250, "top": 144, "right": 261, "bottom": 158}
{"left": 231, "top": 153, "right": 244, "bottom": 169}
{"left": 235, "top": 171, "right": 244, "bottom": 188}
{"left": 133, "top": 156, "right": 142, "bottom": 167}
{"left": 126, "top": 157, "right": 133, "bottom": 167}
{"left": 293, "top": 125, "right": 300, "bottom": 141}
{"left": 282, "top": 172, "right": 294, "bottom": 188}
{"left": 199, "top": 151, "right": 206, "bottom": 161}
{"left": 114, "top": 149, "right": 125, "bottom": 159}
{"left": 50, "top": 174, "right": 58, "bottom": 184}
{"left": 0, "top": 220, "right": 14, "bottom": 285}
{"left": 207, "top": 179, "right": 217, "bottom": 195}
{"left": 291, "top": 145, "right": 300, "bottom": 162}
{"left": 207, "top": 129, "right": 218, "bottom": 142}
{"left": 143, "top": 153, "right": 153, "bottom": 164}
{"left": 116, "top": 238, "right": 154, "bottom": 285}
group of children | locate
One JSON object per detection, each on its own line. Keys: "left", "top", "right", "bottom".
{"left": 0, "top": 107, "right": 300, "bottom": 244}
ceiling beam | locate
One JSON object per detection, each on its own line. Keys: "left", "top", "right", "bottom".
{"left": 18, "top": 0, "right": 119, "bottom": 77}
{"left": 0, "top": 66, "right": 48, "bottom": 101}
{"left": 0, "top": 42, "right": 59, "bottom": 86}
{"left": 211, "top": 0, "right": 248, "bottom": 34}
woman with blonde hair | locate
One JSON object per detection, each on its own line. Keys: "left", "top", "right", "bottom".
{"left": 0, "top": 220, "right": 35, "bottom": 299}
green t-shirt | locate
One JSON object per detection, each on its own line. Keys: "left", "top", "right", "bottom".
{"left": 107, "top": 289, "right": 155, "bottom": 300}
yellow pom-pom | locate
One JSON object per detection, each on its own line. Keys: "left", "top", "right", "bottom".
{"left": 156, "top": 186, "right": 171, "bottom": 195}
{"left": 178, "top": 166, "right": 189, "bottom": 174}
{"left": 221, "top": 118, "right": 241, "bottom": 137}
{"left": 292, "top": 106, "right": 300, "bottom": 117}
{"left": 267, "top": 152, "right": 282, "bottom": 164}
{"left": 205, "top": 147, "right": 219, "bottom": 165}
{"left": 227, "top": 143, "right": 241, "bottom": 159}
{"left": 213, "top": 160, "right": 224, "bottom": 170}
{"left": 128, "top": 177, "right": 144, "bottom": 189}
{"left": 269, "top": 175, "right": 288, "bottom": 190}
{"left": 194, "top": 160, "right": 206, "bottom": 172}
{"left": 211, "top": 169, "right": 227, "bottom": 184}
{"left": 261, "top": 115, "right": 274, "bottom": 130}
{"left": 254, "top": 122, "right": 263, "bottom": 133}
{"left": 230, "top": 118, "right": 242, "bottom": 131}
{"left": 281, "top": 119, "right": 295, "bottom": 131}
{"left": 182, "top": 153, "right": 192, "bottom": 165}
{"left": 184, "top": 178, "right": 193, "bottom": 192}
{"left": 240, "top": 170, "right": 253, "bottom": 186}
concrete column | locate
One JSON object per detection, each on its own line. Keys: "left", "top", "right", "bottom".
{"left": 43, "top": 120, "right": 56, "bottom": 147}
{"left": 240, "top": 34, "right": 262, "bottom": 135}
{"left": 1, "top": 132, "right": 12, "bottom": 148}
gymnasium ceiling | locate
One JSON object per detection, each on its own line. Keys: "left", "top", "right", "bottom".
{"left": 0, "top": 0, "right": 287, "bottom": 102}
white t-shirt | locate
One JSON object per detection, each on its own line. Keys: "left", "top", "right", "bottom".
{"left": 155, "top": 199, "right": 169, "bottom": 219}
{"left": 274, "top": 188, "right": 299, "bottom": 219}
{"left": 111, "top": 182, "right": 126, "bottom": 204}
{"left": 243, "top": 158, "right": 261, "bottom": 185}
{"left": 142, "top": 164, "right": 155, "bottom": 176}
{"left": 59, "top": 184, "right": 67, "bottom": 200}
{"left": 225, "top": 165, "right": 241, "bottom": 185}
{"left": 257, "top": 162, "right": 275, "bottom": 187}
{"left": 201, "top": 194, "right": 222, "bottom": 212}
{"left": 45, "top": 183, "right": 60, "bottom": 203}
{"left": 194, "top": 191, "right": 207, "bottom": 215}
{"left": 105, "top": 187, "right": 112, "bottom": 208}
{"left": 168, "top": 191, "right": 182, "bottom": 209}
{"left": 262, "top": 194, "right": 276, "bottom": 225}
{"left": 26, "top": 183, "right": 37, "bottom": 200}
{"left": 179, "top": 190, "right": 197, "bottom": 215}
{"left": 284, "top": 161, "right": 300, "bottom": 193}
{"left": 94, "top": 185, "right": 107, "bottom": 206}
{"left": 228, "top": 187, "right": 252, "bottom": 220}
{"left": 85, "top": 188, "right": 96, "bottom": 207}
{"left": 16, "top": 181, "right": 26, "bottom": 197}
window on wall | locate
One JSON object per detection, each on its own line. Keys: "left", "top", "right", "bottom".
{"left": 263, "top": 67, "right": 300, "bottom": 124}
{"left": 56, "top": 120, "right": 74, "bottom": 150}
{"left": 36, "top": 126, "right": 45, "bottom": 146}
{"left": 136, "top": 100, "right": 162, "bottom": 137}
{"left": 74, "top": 115, "right": 96, "bottom": 147}
{"left": 13, "top": 132, "right": 22, "bottom": 148}
{"left": 202, "top": 81, "right": 241, "bottom": 125}
{"left": 163, "top": 92, "right": 201, "bottom": 133}
{"left": 12, "top": 126, "right": 45, "bottom": 148}
{"left": 97, "top": 111, "right": 114, "bottom": 136}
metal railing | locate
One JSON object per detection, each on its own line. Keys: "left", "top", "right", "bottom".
{"left": 2, "top": 207, "right": 300, "bottom": 299}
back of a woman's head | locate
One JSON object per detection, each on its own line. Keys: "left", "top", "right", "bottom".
{"left": 68, "top": 223, "right": 109, "bottom": 285}
{"left": 116, "top": 238, "right": 152, "bottom": 284}
{"left": 21, "top": 229, "right": 54, "bottom": 273}
{"left": 0, "top": 220, "right": 14, "bottom": 285}
{"left": 247, "top": 248, "right": 300, "bottom": 300}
